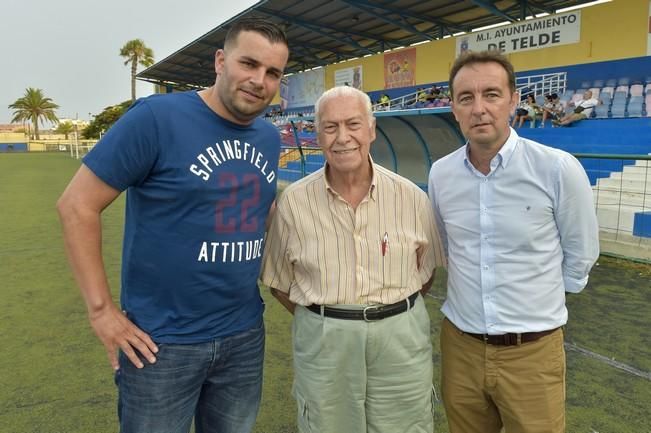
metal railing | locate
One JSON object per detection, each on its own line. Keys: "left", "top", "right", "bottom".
{"left": 516, "top": 72, "right": 567, "bottom": 98}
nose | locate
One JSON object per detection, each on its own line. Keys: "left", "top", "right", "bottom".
{"left": 470, "top": 97, "right": 486, "bottom": 116}
{"left": 249, "top": 67, "right": 265, "bottom": 88}
{"left": 334, "top": 125, "right": 350, "bottom": 143}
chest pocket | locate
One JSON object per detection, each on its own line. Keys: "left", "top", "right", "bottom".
{"left": 381, "top": 242, "right": 415, "bottom": 289}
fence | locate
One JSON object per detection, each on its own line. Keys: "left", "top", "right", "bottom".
{"left": 577, "top": 153, "right": 651, "bottom": 261}
{"left": 21, "top": 139, "right": 97, "bottom": 158}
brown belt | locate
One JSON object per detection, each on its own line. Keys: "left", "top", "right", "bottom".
{"left": 449, "top": 319, "right": 559, "bottom": 346}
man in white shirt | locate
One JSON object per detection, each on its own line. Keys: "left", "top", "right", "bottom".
{"left": 553, "top": 89, "right": 599, "bottom": 126}
{"left": 428, "top": 50, "right": 599, "bottom": 433}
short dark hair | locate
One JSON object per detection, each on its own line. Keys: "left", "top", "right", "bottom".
{"left": 448, "top": 50, "right": 516, "bottom": 98}
{"left": 224, "top": 17, "right": 288, "bottom": 50}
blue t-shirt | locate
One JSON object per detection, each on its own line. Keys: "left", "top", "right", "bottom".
{"left": 83, "top": 91, "right": 280, "bottom": 343}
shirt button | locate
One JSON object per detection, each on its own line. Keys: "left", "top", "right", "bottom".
{"left": 483, "top": 178, "right": 488, "bottom": 182}
{"left": 483, "top": 265, "right": 489, "bottom": 270}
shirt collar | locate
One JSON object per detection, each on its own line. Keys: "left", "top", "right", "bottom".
{"left": 463, "top": 126, "right": 519, "bottom": 172}
{"left": 324, "top": 154, "right": 377, "bottom": 203}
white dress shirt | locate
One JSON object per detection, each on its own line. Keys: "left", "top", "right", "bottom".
{"left": 428, "top": 128, "right": 599, "bottom": 334}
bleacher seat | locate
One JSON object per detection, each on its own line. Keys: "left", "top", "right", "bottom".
{"left": 600, "top": 86, "right": 614, "bottom": 97}
{"left": 560, "top": 90, "right": 574, "bottom": 103}
{"left": 605, "top": 78, "right": 618, "bottom": 87}
{"left": 592, "top": 79, "right": 605, "bottom": 88}
{"left": 627, "top": 100, "right": 643, "bottom": 117}
{"left": 599, "top": 93, "right": 612, "bottom": 107}
{"left": 580, "top": 81, "right": 591, "bottom": 89}
{"left": 610, "top": 100, "right": 626, "bottom": 118}
{"left": 615, "top": 85, "right": 629, "bottom": 95}
{"left": 630, "top": 84, "right": 644, "bottom": 97}
{"left": 617, "top": 77, "right": 631, "bottom": 86}
{"left": 589, "top": 87, "right": 600, "bottom": 98}
{"left": 593, "top": 104, "right": 609, "bottom": 118}
{"left": 612, "top": 91, "right": 628, "bottom": 103}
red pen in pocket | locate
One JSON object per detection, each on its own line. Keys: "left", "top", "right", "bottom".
{"left": 382, "top": 232, "right": 389, "bottom": 256}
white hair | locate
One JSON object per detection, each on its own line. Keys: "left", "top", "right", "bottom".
{"left": 314, "top": 86, "right": 374, "bottom": 131}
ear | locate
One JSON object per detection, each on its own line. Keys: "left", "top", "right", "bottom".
{"left": 214, "top": 49, "right": 225, "bottom": 76}
{"left": 369, "top": 117, "right": 377, "bottom": 142}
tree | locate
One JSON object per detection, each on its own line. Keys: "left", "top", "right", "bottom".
{"left": 120, "top": 39, "right": 154, "bottom": 103}
{"left": 8, "top": 87, "right": 59, "bottom": 140}
{"left": 82, "top": 100, "right": 131, "bottom": 139}
{"left": 54, "top": 121, "right": 75, "bottom": 139}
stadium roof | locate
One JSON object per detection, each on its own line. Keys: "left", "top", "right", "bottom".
{"left": 137, "top": 0, "right": 601, "bottom": 89}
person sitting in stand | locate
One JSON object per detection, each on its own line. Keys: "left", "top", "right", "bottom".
{"left": 539, "top": 93, "right": 564, "bottom": 128}
{"left": 553, "top": 90, "right": 599, "bottom": 127}
{"left": 511, "top": 94, "right": 538, "bottom": 128}
{"left": 378, "top": 93, "right": 391, "bottom": 111}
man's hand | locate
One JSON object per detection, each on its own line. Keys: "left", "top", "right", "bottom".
{"left": 270, "top": 287, "right": 296, "bottom": 314}
{"left": 89, "top": 303, "right": 159, "bottom": 370}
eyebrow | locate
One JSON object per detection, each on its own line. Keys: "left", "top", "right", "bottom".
{"left": 240, "top": 55, "right": 284, "bottom": 76}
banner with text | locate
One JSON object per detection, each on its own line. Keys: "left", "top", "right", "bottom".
{"left": 384, "top": 48, "right": 416, "bottom": 89}
{"left": 456, "top": 11, "right": 581, "bottom": 56}
{"left": 334, "top": 66, "right": 363, "bottom": 89}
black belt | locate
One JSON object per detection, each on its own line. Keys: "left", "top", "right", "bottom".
{"left": 306, "top": 292, "right": 419, "bottom": 322}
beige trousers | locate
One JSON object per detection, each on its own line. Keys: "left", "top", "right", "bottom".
{"left": 292, "top": 294, "right": 434, "bottom": 433}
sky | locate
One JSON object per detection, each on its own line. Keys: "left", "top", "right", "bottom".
{"left": 1, "top": 0, "right": 259, "bottom": 124}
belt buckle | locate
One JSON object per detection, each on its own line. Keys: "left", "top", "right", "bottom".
{"left": 362, "top": 305, "right": 380, "bottom": 322}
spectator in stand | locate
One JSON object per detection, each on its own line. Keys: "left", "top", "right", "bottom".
{"left": 511, "top": 94, "right": 538, "bottom": 128}
{"left": 378, "top": 93, "right": 391, "bottom": 110}
{"left": 435, "top": 88, "right": 451, "bottom": 107}
{"left": 414, "top": 88, "right": 428, "bottom": 108}
{"left": 539, "top": 93, "right": 564, "bottom": 128}
{"left": 553, "top": 90, "right": 599, "bottom": 127}
{"left": 425, "top": 86, "right": 441, "bottom": 107}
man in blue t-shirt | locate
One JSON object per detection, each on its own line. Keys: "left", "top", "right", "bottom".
{"left": 57, "top": 18, "right": 289, "bottom": 433}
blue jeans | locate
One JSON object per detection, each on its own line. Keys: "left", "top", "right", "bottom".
{"left": 114, "top": 320, "right": 265, "bottom": 433}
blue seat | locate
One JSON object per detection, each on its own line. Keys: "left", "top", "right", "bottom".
{"left": 627, "top": 101, "right": 643, "bottom": 117}
{"left": 617, "top": 77, "right": 631, "bottom": 86}
{"left": 592, "top": 79, "right": 605, "bottom": 88}
{"left": 593, "top": 105, "right": 609, "bottom": 118}
{"left": 605, "top": 78, "right": 618, "bottom": 87}
{"left": 599, "top": 93, "right": 611, "bottom": 105}
{"left": 580, "top": 81, "right": 591, "bottom": 89}
{"left": 610, "top": 102, "right": 626, "bottom": 118}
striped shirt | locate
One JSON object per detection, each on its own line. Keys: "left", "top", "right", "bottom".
{"left": 261, "top": 161, "right": 446, "bottom": 305}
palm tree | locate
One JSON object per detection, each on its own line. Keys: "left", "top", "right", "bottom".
{"left": 119, "top": 39, "right": 155, "bottom": 103}
{"left": 54, "top": 121, "right": 75, "bottom": 139}
{"left": 8, "top": 88, "right": 59, "bottom": 140}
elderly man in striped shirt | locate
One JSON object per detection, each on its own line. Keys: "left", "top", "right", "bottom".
{"left": 261, "top": 86, "right": 446, "bottom": 433}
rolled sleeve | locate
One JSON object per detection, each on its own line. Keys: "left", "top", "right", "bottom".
{"left": 260, "top": 197, "right": 294, "bottom": 293}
